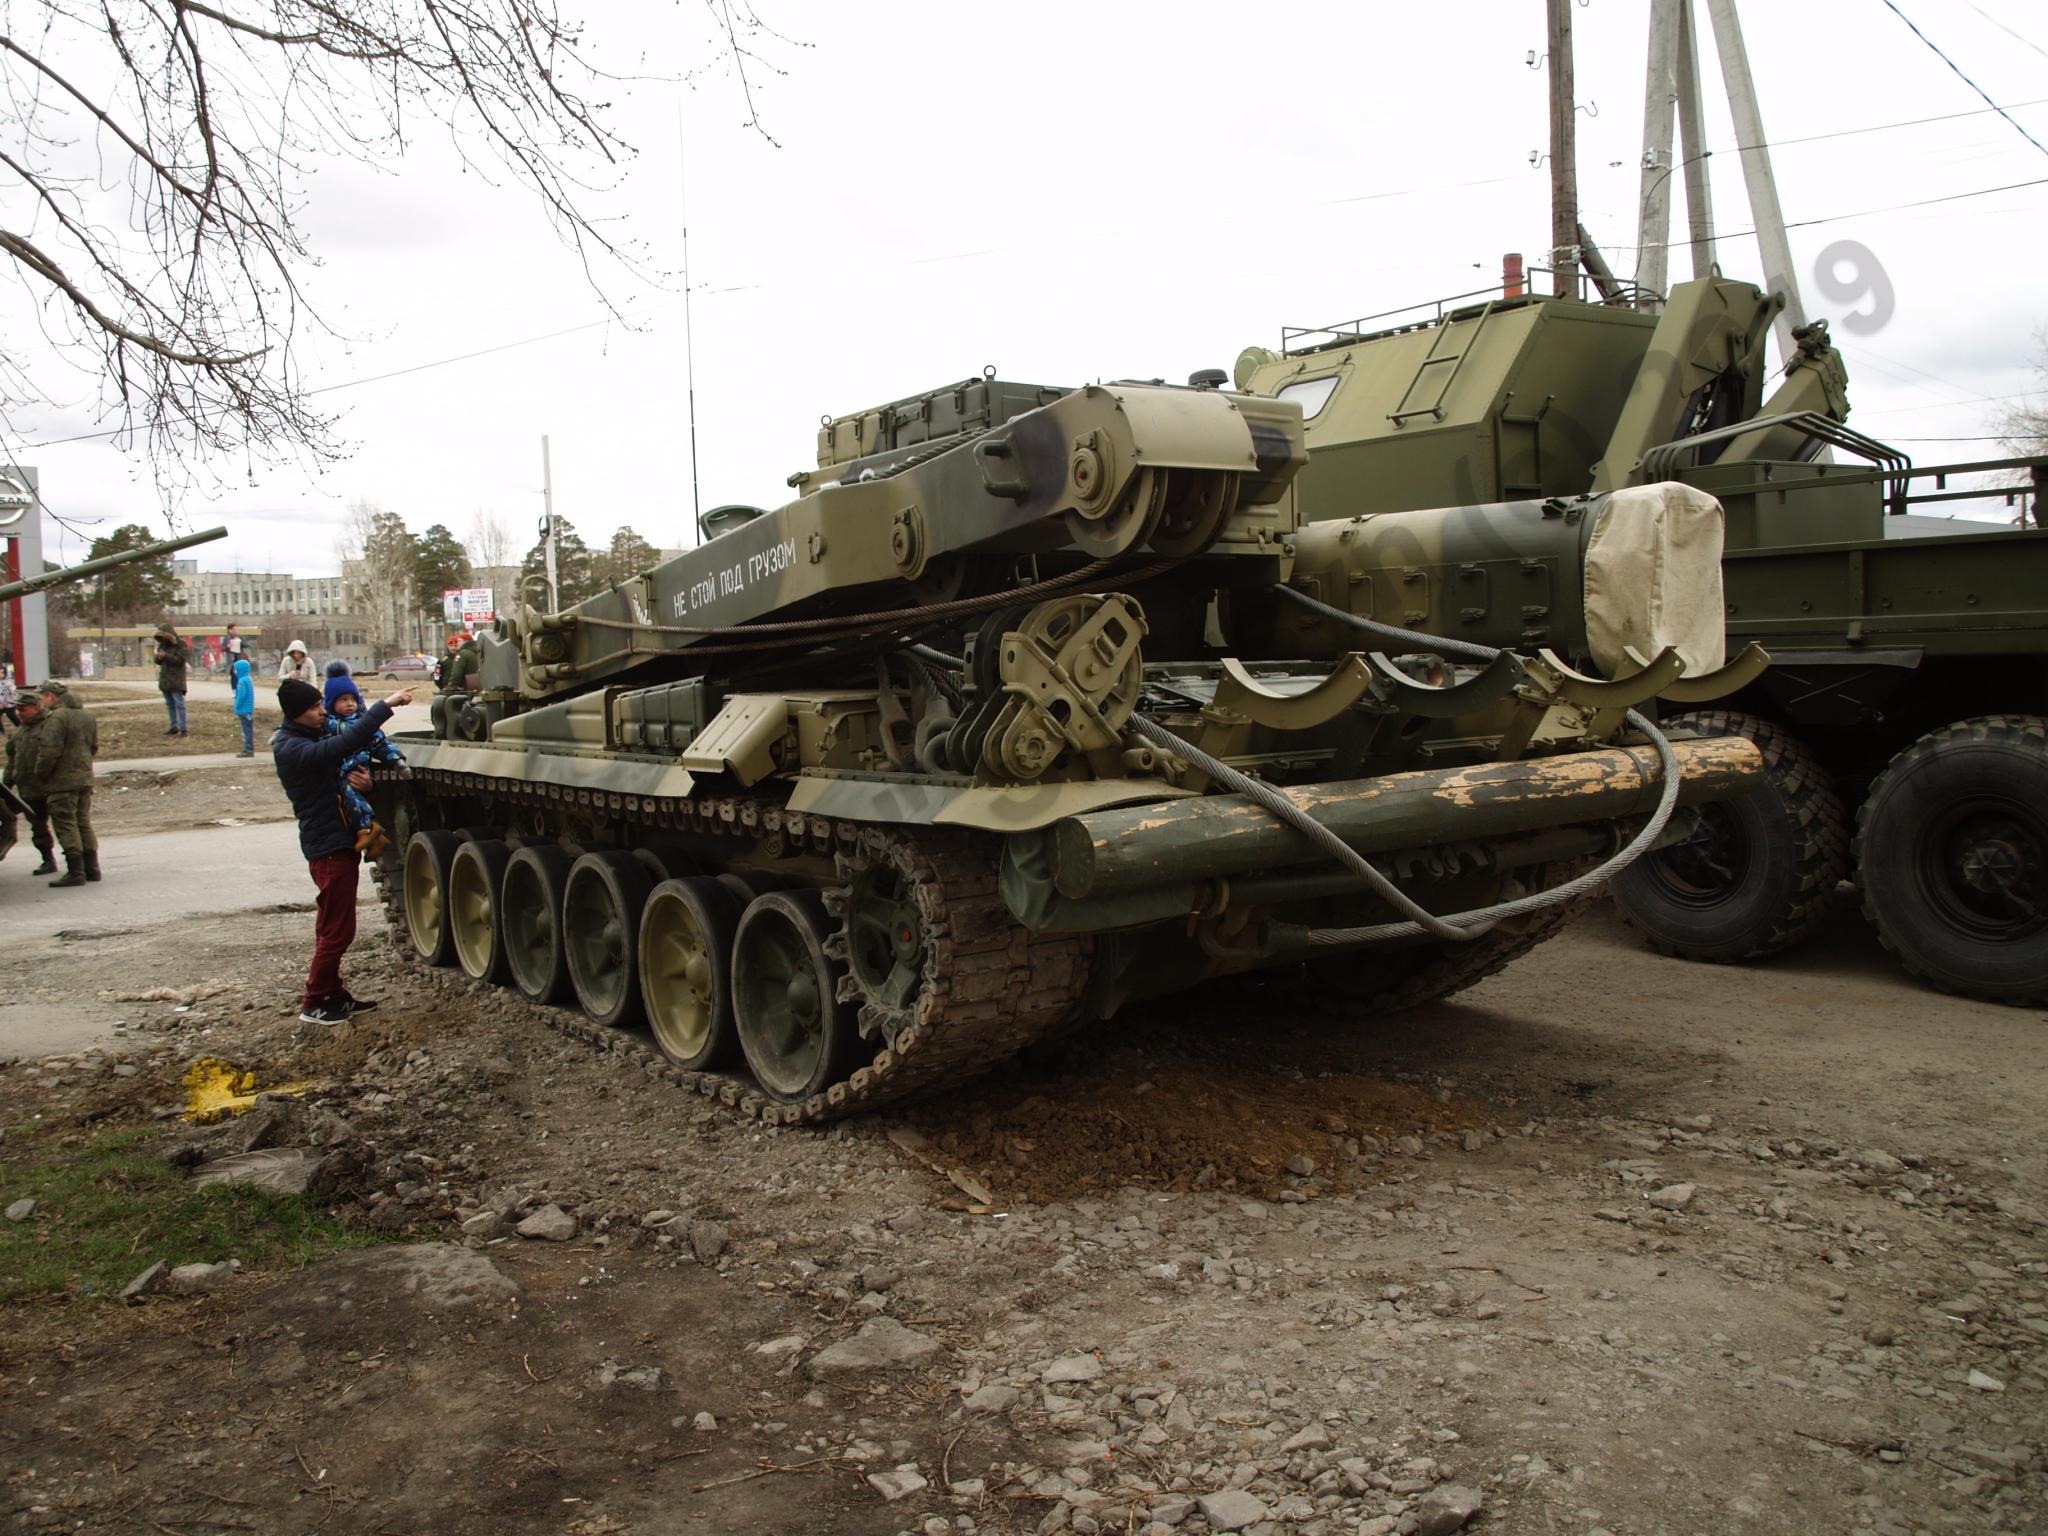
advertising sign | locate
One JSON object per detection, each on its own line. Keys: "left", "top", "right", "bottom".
{"left": 443, "top": 587, "right": 495, "bottom": 626}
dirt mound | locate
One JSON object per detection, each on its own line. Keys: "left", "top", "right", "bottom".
{"left": 902, "top": 1058, "right": 1479, "bottom": 1205}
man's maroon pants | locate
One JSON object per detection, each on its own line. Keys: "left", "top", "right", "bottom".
{"left": 305, "top": 852, "right": 360, "bottom": 1006}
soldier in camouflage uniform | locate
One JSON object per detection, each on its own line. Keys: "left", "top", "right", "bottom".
{"left": 38, "top": 681, "right": 99, "bottom": 883}
{"left": 429, "top": 633, "right": 480, "bottom": 738}
{"left": 3, "top": 693, "right": 56, "bottom": 875}
{"left": 28, "top": 680, "right": 97, "bottom": 886}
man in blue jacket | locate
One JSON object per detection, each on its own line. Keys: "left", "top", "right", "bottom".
{"left": 274, "top": 675, "right": 415, "bottom": 1024}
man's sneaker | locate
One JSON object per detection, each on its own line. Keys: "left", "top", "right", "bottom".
{"left": 339, "top": 994, "right": 379, "bottom": 1017}
{"left": 298, "top": 999, "right": 350, "bottom": 1025}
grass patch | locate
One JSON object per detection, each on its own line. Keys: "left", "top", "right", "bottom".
{"left": 64, "top": 682, "right": 161, "bottom": 704}
{"left": 0, "top": 1123, "right": 384, "bottom": 1305}
{"left": 89, "top": 697, "right": 283, "bottom": 760}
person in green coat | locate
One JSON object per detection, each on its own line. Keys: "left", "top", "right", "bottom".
{"left": 429, "top": 633, "right": 481, "bottom": 738}
{"left": 153, "top": 623, "right": 190, "bottom": 736}
{"left": 1, "top": 693, "right": 54, "bottom": 873}
{"left": 29, "top": 680, "right": 97, "bottom": 887}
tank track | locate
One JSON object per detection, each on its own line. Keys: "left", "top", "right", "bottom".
{"left": 1290, "top": 859, "right": 1597, "bottom": 1018}
{"left": 368, "top": 766, "right": 1093, "bottom": 1125}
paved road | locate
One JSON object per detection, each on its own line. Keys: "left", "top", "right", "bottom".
{"left": 0, "top": 819, "right": 364, "bottom": 1058}
{"left": 0, "top": 820, "right": 309, "bottom": 948}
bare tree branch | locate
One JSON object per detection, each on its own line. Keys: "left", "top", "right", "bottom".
{"left": 0, "top": 1, "right": 796, "bottom": 496}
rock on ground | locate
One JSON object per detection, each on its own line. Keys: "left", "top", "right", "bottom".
{"left": 515, "top": 1204, "right": 578, "bottom": 1241}
{"left": 190, "top": 1147, "right": 322, "bottom": 1196}
{"left": 1414, "top": 1483, "right": 1485, "bottom": 1536}
{"left": 167, "top": 1261, "right": 237, "bottom": 1295}
{"left": 867, "top": 1464, "right": 928, "bottom": 1501}
{"left": 313, "top": 1244, "right": 519, "bottom": 1311}
{"left": 1196, "top": 1490, "right": 1271, "bottom": 1531}
{"left": 805, "top": 1318, "right": 942, "bottom": 1378}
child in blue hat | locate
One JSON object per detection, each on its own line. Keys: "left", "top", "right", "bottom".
{"left": 231, "top": 657, "right": 256, "bottom": 755}
{"left": 323, "top": 667, "right": 405, "bottom": 855}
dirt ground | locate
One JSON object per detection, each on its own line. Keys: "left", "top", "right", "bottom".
{"left": 89, "top": 765, "right": 295, "bottom": 837}
{"left": 1, "top": 883, "right": 2042, "bottom": 1536}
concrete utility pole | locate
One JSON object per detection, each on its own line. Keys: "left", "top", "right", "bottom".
{"left": 541, "top": 434, "right": 559, "bottom": 612}
{"left": 1634, "top": 0, "right": 1681, "bottom": 307}
{"left": 1705, "top": 0, "right": 1805, "bottom": 365}
{"left": 1546, "top": 0, "right": 1579, "bottom": 297}
{"left": 1674, "top": 0, "right": 1717, "bottom": 279}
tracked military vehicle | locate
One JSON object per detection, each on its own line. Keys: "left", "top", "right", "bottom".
{"left": 371, "top": 375, "right": 1763, "bottom": 1121}
{"left": 1235, "top": 271, "right": 2048, "bottom": 1005}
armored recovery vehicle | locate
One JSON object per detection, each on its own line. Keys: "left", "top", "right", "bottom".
{"left": 371, "top": 376, "right": 1764, "bottom": 1121}
{"left": 1235, "top": 272, "right": 2048, "bottom": 1005}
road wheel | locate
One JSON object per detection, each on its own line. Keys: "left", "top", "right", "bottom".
{"left": 564, "top": 851, "right": 652, "bottom": 1028}
{"left": 640, "top": 877, "right": 743, "bottom": 1070}
{"left": 1612, "top": 710, "right": 1848, "bottom": 963}
{"left": 733, "top": 889, "right": 859, "bottom": 1103}
{"left": 503, "top": 844, "right": 574, "bottom": 1004}
{"left": 1855, "top": 715, "right": 2048, "bottom": 1006}
{"left": 632, "top": 847, "right": 699, "bottom": 888}
{"left": 402, "top": 830, "right": 459, "bottom": 966}
{"left": 447, "top": 838, "right": 512, "bottom": 984}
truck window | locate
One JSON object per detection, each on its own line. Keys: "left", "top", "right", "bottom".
{"left": 1276, "top": 374, "right": 1340, "bottom": 420}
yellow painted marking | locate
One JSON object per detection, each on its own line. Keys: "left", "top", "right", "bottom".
{"left": 182, "top": 1058, "right": 325, "bottom": 1124}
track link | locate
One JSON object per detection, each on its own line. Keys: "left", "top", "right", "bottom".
{"left": 370, "top": 767, "right": 1092, "bottom": 1126}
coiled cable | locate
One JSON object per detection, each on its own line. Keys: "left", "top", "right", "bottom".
{"left": 1123, "top": 585, "right": 1685, "bottom": 950}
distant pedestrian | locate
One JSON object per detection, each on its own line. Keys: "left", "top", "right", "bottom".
{"left": 152, "top": 623, "right": 189, "bottom": 736}
{"left": 273, "top": 675, "right": 415, "bottom": 1025}
{"left": 26, "top": 680, "right": 97, "bottom": 886}
{"left": 0, "top": 669, "right": 15, "bottom": 733}
{"left": 431, "top": 633, "right": 465, "bottom": 691}
{"left": 222, "top": 622, "right": 246, "bottom": 678}
{"left": 2, "top": 692, "right": 53, "bottom": 874}
{"left": 231, "top": 657, "right": 256, "bottom": 756}
{"left": 278, "top": 639, "right": 313, "bottom": 683}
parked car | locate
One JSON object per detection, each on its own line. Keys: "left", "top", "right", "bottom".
{"left": 375, "top": 655, "right": 432, "bottom": 679}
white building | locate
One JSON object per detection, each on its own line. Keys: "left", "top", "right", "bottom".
{"left": 172, "top": 560, "right": 352, "bottom": 618}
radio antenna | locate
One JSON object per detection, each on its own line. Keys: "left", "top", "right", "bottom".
{"left": 678, "top": 102, "right": 704, "bottom": 549}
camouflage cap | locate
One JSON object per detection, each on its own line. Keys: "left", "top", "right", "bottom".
{"left": 35, "top": 679, "right": 68, "bottom": 698}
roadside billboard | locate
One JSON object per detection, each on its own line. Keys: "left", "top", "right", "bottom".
{"left": 442, "top": 587, "right": 495, "bottom": 626}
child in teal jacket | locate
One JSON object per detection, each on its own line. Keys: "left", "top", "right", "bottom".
{"left": 231, "top": 658, "right": 256, "bottom": 756}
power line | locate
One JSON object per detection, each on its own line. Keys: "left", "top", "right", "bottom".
{"left": 1741, "top": 94, "right": 2048, "bottom": 154}
{"left": 1608, "top": 173, "right": 2048, "bottom": 252}
{"left": 1957, "top": 1, "right": 2048, "bottom": 62}
{"left": 1882, "top": 0, "right": 2048, "bottom": 160}
{"left": 1854, "top": 390, "right": 2038, "bottom": 417}
{"left": 17, "top": 317, "right": 618, "bottom": 450}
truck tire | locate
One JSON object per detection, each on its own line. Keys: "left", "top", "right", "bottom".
{"left": 1854, "top": 715, "right": 2048, "bottom": 1007}
{"left": 1612, "top": 710, "right": 1848, "bottom": 963}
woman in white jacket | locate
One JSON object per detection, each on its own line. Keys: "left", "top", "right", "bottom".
{"left": 278, "top": 640, "right": 314, "bottom": 683}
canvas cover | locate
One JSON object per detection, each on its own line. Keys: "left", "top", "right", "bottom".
{"left": 1582, "top": 481, "right": 1727, "bottom": 678}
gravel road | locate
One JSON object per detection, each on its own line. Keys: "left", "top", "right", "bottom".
{"left": 0, "top": 855, "right": 2040, "bottom": 1536}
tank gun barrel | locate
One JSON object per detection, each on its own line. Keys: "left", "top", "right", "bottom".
{"left": 0, "top": 525, "right": 228, "bottom": 604}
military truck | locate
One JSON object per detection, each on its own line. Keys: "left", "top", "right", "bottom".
{"left": 1234, "top": 274, "right": 2048, "bottom": 1006}
{"left": 369, "top": 374, "right": 1762, "bottom": 1121}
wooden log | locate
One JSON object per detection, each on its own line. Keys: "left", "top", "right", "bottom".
{"left": 1049, "top": 736, "right": 1762, "bottom": 900}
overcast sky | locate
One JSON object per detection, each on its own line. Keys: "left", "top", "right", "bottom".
{"left": 14, "top": 0, "right": 2048, "bottom": 579}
